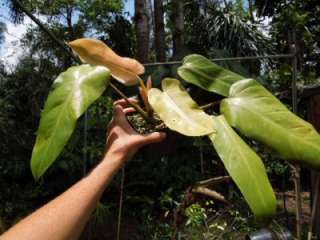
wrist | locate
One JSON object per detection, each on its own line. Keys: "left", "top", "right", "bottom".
{"left": 104, "top": 145, "right": 138, "bottom": 163}
{"left": 102, "top": 149, "right": 127, "bottom": 166}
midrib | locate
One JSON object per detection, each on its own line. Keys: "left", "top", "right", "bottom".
{"left": 38, "top": 82, "right": 76, "bottom": 173}
{"left": 218, "top": 118, "right": 270, "bottom": 212}
{"left": 163, "top": 92, "right": 207, "bottom": 130}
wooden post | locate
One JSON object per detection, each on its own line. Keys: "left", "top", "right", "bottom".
{"left": 307, "top": 95, "right": 320, "bottom": 239}
{"left": 291, "top": 29, "right": 302, "bottom": 240}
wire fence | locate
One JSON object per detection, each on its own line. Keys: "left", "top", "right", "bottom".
{"left": 143, "top": 53, "right": 295, "bottom": 66}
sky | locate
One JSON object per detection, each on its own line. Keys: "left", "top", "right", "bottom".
{"left": 124, "top": 0, "right": 135, "bottom": 16}
{"left": 0, "top": 1, "right": 38, "bottom": 69}
{"left": 0, "top": 8, "right": 35, "bottom": 69}
{"left": 0, "top": 0, "right": 135, "bottom": 70}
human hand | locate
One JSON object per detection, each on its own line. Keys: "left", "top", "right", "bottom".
{"left": 104, "top": 98, "right": 166, "bottom": 162}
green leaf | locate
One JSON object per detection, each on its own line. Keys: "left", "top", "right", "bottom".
{"left": 221, "top": 79, "right": 320, "bottom": 169}
{"left": 31, "top": 65, "right": 110, "bottom": 179}
{"left": 148, "top": 78, "right": 216, "bottom": 136}
{"left": 209, "top": 116, "right": 276, "bottom": 218}
{"left": 178, "top": 54, "right": 244, "bottom": 96}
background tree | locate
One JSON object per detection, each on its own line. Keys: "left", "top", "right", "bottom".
{"left": 154, "top": 0, "right": 166, "bottom": 61}
{"left": 0, "top": 22, "right": 6, "bottom": 45}
{"left": 134, "top": 0, "right": 150, "bottom": 62}
{"left": 170, "top": 0, "right": 185, "bottom": 60}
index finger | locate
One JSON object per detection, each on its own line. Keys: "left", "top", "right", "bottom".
{"left": 113, "top": 98, "right": 139, "bottom": 108}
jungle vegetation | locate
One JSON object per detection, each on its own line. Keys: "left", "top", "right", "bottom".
{"left": 1, "top": 0, "right": 320, "bottom": 239}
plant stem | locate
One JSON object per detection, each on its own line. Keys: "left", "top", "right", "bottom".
{"left": 109, "top": 82, "right": 156, "bottom": 124}
{"left": 291, "top": 164, "right": 302, "bottom": 240}
{"left": 197, "top": 176, "right": 231, "bottom": 188}
{"left": 200, "top": 101, "right": 221, "bottom": 110}
{"left": 154, "top": 122, "right": 166, "bottom": 130}
{"left": 138, "top": 76, "right": 153, "bottom": 116}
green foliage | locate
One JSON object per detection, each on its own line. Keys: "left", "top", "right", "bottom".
{"left": 210, "top": 116, "right": 276, "bottom": 218}
{"left": 261, "top": 64, "right": 293, "bottom": 93}
{"left": 0, "top": 56, "right": 58, "bottom": 167}
{"left": 106, "top": 15, "right": 136, "bottom": 57}
{"left": 185, "top": 203, "right": 207, "bottom": 228}
{"left": 221, "top": 78, "right": 320, "bottom": 169}
{"left": 232, "top": 0, "right": 247, "bottom": 17}
{"left": 184, "top": 1, "right": 273, "bottom": 59}
{"left": 175, "top": 53, "right": 320, "bottom": 218}
{"left": 31, "top": 65, "right": 110, "bottom": 179}
{"left": 263, "top": 0, "right": 320, "bottom": 75}
{"left": 178, "top": 54, "right": 244, "bottom": 96}
{"left": 77, "top": 0, "right": 123, "bottom": 32}
{"left": 148, "top": 78, "right": 215, "bottom": 136}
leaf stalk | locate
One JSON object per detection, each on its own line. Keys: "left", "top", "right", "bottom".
{"left": 109, "top": 82, "right": 157, "bottom": 124}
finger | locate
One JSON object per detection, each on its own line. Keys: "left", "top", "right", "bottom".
{"left": 138, "top": 132, "right": 166, "bottom": 145}
{"left": 123, "top": 107, "right": 136, "bottom": 115}
{"left": 114, "top": 98, "right": 138, "bottom": 108}
{"left": 113, "top": 105, "right": 126, "bottom": 122}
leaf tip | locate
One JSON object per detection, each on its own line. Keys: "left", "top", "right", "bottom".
{"left": 30, "top": 160, "right": 41, "bottom": 181}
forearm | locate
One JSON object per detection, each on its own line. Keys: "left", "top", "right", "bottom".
{"left": 1, "top": 100, "right": 165, "bottom": 240}
{"left": 1, "top": 152, "right": 124, "bottom": 240}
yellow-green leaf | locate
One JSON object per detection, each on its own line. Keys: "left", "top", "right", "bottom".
{"left": 210, "top": 116, "right": 276, "bottom": 218}
{"left": 148, "top": 78, "right": 215, "bottom": 136}
{"left": 221, "top": 79, "right": 320, "bottom": 169}
{"left": 31, "top": 65, "right": 110, "bottom": 179}
{"left": 69, "top": 38, "right": 144, "bottom": 86}
{"left": 178, "top": 54, "right": 244, "bottom": 96}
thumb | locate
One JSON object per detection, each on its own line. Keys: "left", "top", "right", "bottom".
{"left": 139, "top": 132, "right": 166, "bottom": 146}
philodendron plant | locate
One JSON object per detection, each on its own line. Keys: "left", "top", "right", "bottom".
{"left": 31, "top": 38, "right": 320, "bottom": 219}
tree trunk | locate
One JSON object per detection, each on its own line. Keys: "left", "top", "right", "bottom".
{"left": 248, "top": 0, "right": 255, "bottom": 22}
{"left": 154, "top": 0, "right": 166, "bottom": 61}
{"left": 170, "top": 0, "right": 184, "bottom": 60}
{"left": 134, "top": 0, "right": 150, "bottom": 63}
{"left": 66, "top": 6, "right": 74, "bottom": 40}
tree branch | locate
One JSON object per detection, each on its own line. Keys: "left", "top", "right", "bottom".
{"left": 192, "top": 186, "right": 228, "bottom": 204}
{"left": 196, "top": 176, "right": 231, "bottom": 188}
{"left": 11, "top": 0, "right": 77, "bottom": 62}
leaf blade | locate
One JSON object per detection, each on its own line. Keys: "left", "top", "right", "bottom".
{"left": 210, "top": 116, "right": 276, "bottom": 218}
{"left": 69, "top": 38, "right": 144, "bottom": 86}
{"left": 221, "top": 79, "right": 320, "bottom": 169}
{"left": 148, "top": 78, "right": 216, "bottom": 136}
{"left": 31, "top": 65, "right": 110, "bottom": 179}
{"left": 178, "top": 54, "right": 244, "bottom": 96}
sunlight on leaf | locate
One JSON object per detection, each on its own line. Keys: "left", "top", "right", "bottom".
{"left": 148, "top": 78, "right": 216, "bottom": 136}
{"left": 210, "top": 115, "right": 276, "bottom": 218}
{"left": 31, "top": 65, "right": 110, "bottom": 179}
{"left": 69, "top": 38, "right": 144, "bottom": 86}
{"left": 221, "top": 79, "right": 320, "bottom": 169}
{"left": 178, "top": 54, "right": 244, "bottom": 96}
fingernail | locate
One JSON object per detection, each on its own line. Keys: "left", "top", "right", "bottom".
{"left": 159, "top": 132, "right": 166, "bottom": 139}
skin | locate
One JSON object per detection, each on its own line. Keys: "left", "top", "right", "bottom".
{"left": 0, "top": 99, "right": 165, "bottom": 240}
